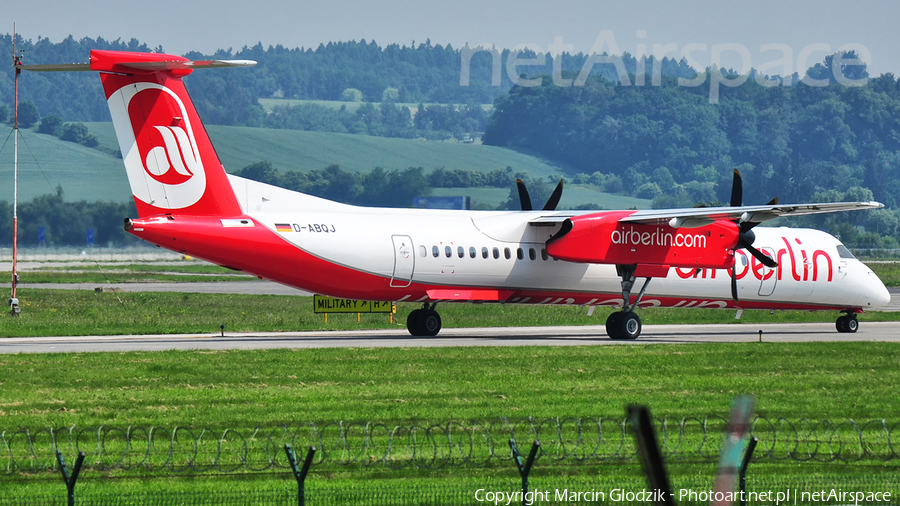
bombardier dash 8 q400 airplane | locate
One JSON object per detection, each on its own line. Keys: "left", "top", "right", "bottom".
{"left": 20, "top": 50, "right": 892, "bottom": 339}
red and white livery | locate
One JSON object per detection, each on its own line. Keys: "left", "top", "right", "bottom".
{"left": 21, "top": 50, "right": 891, "bottom": 339}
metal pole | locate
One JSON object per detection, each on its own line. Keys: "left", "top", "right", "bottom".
{"left": 56, "top": 450, "right": 86, "bottom": 506}
{"left": 739, "top": 437, "right": 759, "bottom": 506}
{"left": 509, "top": 438, "right": 540, "bottom": 506}
{"left": 626, "top": 406, "right": 675, "bottom": 506}
{"left": 285, "top": 444, "right": 316, "bottom": 506}
{"left": 10, "top": 23, "right": 21, "bottom": 317}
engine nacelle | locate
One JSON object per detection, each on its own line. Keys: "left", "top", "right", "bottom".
{"left": 546, "top": 211, "right": 739, "bottom": 270}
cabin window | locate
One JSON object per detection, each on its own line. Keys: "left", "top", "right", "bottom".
{"left": 482, "top": 247, "right": 489, "bottom": 259}
{"left": 493, "top": 247, "right": 500, "bottom": 259}
{"left": 457, "top": 246, "right": 464, "bottom": 258}
{"left": 541, "top": 248, "right": 549, "bottom": 261}
{"left": 445, "top": 246, "right": 452, "bottom": 258}
{"left": 469, "top": 246, "right": 476, "bottom": 258}
{"left": 419, "top": 245, "right": 427, "bottom": 258}
{"left": 433, "top": 246, "right": 439, "bottom": 258}
{"left": 516, "top": 248, "right": 524, "bottom": 260}
{"left": 529, "top": 248, "right": 536, "bottom": 260}
{"left": 504, "top": 248, "right": 511, "bottom": 259}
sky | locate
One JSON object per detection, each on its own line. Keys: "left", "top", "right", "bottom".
{"left": 7, "top": 0, "right": 900, "bottom": 77}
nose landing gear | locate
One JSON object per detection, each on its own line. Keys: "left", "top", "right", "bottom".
{"left": 835, "top": 311, "right": 859, "bottom": 333}
{"left": 606, "top": 266, "right": 651, "bottom": 340}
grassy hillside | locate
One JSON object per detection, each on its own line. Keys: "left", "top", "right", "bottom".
{"left": 6, "top": 123, "right": 646, "bottom": 209}
{"left": 0, "top": 128, "right": 131, "bottom": 203}
{"left": 85, "top": 122, "right": 572, "bottom": 179}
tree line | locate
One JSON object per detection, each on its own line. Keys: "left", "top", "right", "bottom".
{"left": 263, "top": 102, "right": 488, "bottom": 140}
{"left": 0, "top": 34, "right": 694, "bottom": 125}
{"left": 482, "top": 58, "right": 900, "bottom": 247}
{"left": 232, "top": 161, "right": 532, "bottom": 208}
{"left": 0, "top": 187, "right": 138, "bottom": 247}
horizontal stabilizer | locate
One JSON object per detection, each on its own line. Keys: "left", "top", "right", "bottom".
{"left": 18, "top": 55, "right": 255, "bottom": 74}
{"left": 16, "top": 63, "right": 91, "bottom": 72}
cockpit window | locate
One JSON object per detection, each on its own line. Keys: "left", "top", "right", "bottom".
{"left": 836, "top": 245, "right": 856, "bottom": 259}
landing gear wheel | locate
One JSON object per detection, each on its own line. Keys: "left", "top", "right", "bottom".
{"left": 835, "top": 316, "right": 847, "bottom": 333}
{"left": 617, "top": 311, "right": 642, "bottom": 340}
{"left": 421, "top": 310, "right": 442, "bottom": 336}
{"left": 606, "top": 312, "right": 624, "bottom": 340}
{"left": 836, "top": 315, "right": 858, "bottom": 333}
{"left": 407, "top": 309, "right": 424, "bottom": 335}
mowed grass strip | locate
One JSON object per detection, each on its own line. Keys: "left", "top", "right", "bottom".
{"left": 5, "top": 271, "right": 252, "bottom": 284}
{"left": 0, "top": 343, "right": 896, "bottom": 428}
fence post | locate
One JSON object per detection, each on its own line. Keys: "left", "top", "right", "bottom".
{"left": 626, "top": 406, "right": 675, "bottom": 506}
{"left": 508, "top": 438, "right": 540, "bottom": 506}
{"left": 739, "top": 437, "right": 759, "bottom": 506}
{"left": 285, "top": 444, "right": 316, "bottom": 506}
{"left": 56, "top": 449, "right": 85, "bottom": 506}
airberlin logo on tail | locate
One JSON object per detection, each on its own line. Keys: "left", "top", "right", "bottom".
{"left": 144, "top": 125, "right": 199, "bottom": 186}
{"left": 107, "top": 82, "right": 208, "bottom": 210}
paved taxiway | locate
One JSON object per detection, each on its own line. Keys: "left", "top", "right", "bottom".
{"left": 2, "top": 322, "right": 899, "bottom": 353}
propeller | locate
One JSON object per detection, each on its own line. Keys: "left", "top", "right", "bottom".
{"left": 516, "top": 178, "right": 564, "bottom": 211}
{"left": 729, "top": 170, "right": 778, "bottom": 302}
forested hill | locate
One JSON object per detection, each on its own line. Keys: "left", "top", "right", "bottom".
{"left": 0, "top": 34, "right": 695, "bottom": 123}
{"left": 485, "top": 69, "right": 900, "bottom": 213}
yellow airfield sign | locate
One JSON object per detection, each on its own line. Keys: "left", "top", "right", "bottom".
{"left": 313, "top": 295, "right": 394, "bottom": 314}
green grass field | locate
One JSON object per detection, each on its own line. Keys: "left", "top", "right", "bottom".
{"left": 0, "top": 341, "right": 897, "bottom": 501}
{"left": 2, "top": 342, "right": 896, "bottom": 427}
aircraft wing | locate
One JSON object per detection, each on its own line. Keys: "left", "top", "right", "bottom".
{"left": 528, "top": 201, "right": 883, "bottom": 228}
{"left": 621, "top": 201, "right": 883, "bottom": 227}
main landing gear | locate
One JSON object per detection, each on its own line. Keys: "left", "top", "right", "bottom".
{"left": 606, "top": 266, "right": 652, "bottom": 340}
{"left": 835, "top": 311, "right": 859, "bottom": 333}
{"left": 407, "top": 303, "right": 442, "bottom": 336}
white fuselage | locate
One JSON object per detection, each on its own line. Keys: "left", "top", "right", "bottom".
{"left": 230, "top": 175, "right": 890, "bottom": 311}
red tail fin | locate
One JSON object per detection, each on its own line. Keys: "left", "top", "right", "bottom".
{"left": 93, "top": 50, "right": 246, "bottom": 217}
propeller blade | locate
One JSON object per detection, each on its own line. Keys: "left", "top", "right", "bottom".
{"left": 744, "top": 243, "right": 778, "bottom": 268}
{"left": 516, "top": 179, "right": 533, "bottom": 211}
{"left": 731, "top": 266, "right": 739, "bottom": 302}
{"left": 542, "top": 179, "right": 564, "bottom": 211}
{"left": 730, "top": 169, "right": 742, "bottom": 207}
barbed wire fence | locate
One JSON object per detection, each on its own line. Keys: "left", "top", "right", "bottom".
{"left": 2, "top": 416, "right": 897, "bottom": 475}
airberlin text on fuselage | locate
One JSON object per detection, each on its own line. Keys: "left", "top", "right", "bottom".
{"left": 611, "top": 226, "right": 708, "bottom": 248}
{"left": 676, "top": 235, "right": 835, "bottom": 283}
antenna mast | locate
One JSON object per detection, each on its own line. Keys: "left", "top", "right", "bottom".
{"left": 10, "top": 23, "right": 20, "bottom": 316}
